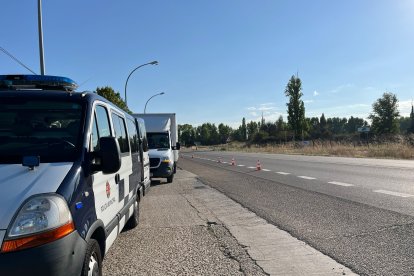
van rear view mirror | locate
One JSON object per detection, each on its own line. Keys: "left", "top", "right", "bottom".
{"left": 22, "top": 156, "right": 40, "bottom": 170}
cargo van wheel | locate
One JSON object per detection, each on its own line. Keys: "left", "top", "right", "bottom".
{"left": 173, "top": 163, "right": 177, "bottom": 174}
{"left": 125, "top": 197, "right": 140, "bottom": 229}
{"left": 82, "top": 239, "right": 102, "bottom": 276}
{"left": 167, "top": 174, "right": 174, "bottom": 183}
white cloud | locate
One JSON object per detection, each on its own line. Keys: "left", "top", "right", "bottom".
{"left": 346, "top": 103, "right": 370, "bottom": 109}
{"left": 303, "top": 100, "right": 314, "bottom": 104}
{"left": 330, "top": 83, "right": 354, "bottom": 94}
{"left": 258, "top": 106, "right": 274, "bottom": 111}
{"left": 260, "top": 102, "right": 275, "bottom": 106}
{"left": 247, "top": 111, "right": 286, "bottom": 123}
{"left": 399, "top": 100, "right": 413, "bottom": 117}
{"left": 246, "top": 103, "right": 278, "bottom": 112}
{"left": 313, "top": 91, "right": 319, "bottom": 96}
{"left": 250, "top": 111, "right": 258, "bottom": 117}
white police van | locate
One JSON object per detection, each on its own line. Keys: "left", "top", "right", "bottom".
{"left": 0, "top": 75, "right": 148, "bottom": 275}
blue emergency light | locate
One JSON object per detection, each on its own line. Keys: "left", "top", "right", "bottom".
{"left": 0, "top": 74, "right": 78, "bottom": 91}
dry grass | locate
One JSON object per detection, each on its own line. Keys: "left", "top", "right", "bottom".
{"left": 202, "top": 141, "right": 414, "bottom": 160}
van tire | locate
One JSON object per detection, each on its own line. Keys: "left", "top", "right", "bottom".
{"left": 167, "top": 174, "right": 174, "bottom": 183}
{"left": 125, "top": 197, "right": 140, "bottom": 229}
{"left": 173, "top": 163, "right": 177, "bottom": 174}
{"left": 81, "top": 239, "right": 102, "bottom": 276}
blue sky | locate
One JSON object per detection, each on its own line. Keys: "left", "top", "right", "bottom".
{"left": 2, "top": 0, "right": 413, "bottom": 127}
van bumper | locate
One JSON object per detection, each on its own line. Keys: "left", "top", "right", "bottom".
{"left": 151, "top": 162, "right": 174, "bottom": 178}
{"left": 0, "top": 230, "right": 87, "bottom": 276}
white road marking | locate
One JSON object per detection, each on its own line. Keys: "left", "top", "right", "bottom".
{"left": 237, "top": 165, "right": 245, "bottom": 167}
{"left": 374, "top": 190, "right": 414, "bottom": 198}
{"left": 276, "top": 172, "right": 290, "bottom": 175}
{"left": 328, "top": 181, "right": 354, "bottom": 187}
{"left": 222, "top": 162, "right": 229, "bottom": 164}
{"left": 298, "top": 176, "right": 316, "bottom": 180}
{"left": 262, "top": 169, "right": 271, "bottom": 172}
{"left": 247, "top": 167, "right": 256, "bottom": 169}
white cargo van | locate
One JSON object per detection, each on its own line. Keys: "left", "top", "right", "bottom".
{"left": 0, "top": 75, "right": 147, "bottom": 276}
{"left": 133, "top": 113, "right": 180, "bottom": 183}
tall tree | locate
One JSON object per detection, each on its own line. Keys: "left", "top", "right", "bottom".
{"left": 218, "top": 123, "right": 232, "bottom": 144}
{"left": 246, "top": 121, "right": 259, "bottom": 140}
{"left": 241, "top": 117, "right": 247, "bottom": 141}
{"left": 178, "top": 124, "right": 195, "bottom": 146}
{"left": 308, "top": 117, "right": 320, "bottom": 138}
{"left": 320, "top": 113, "right": 327, "bottom": 132}
{"left": 346, "top": 116, "right": 365, "bottom": 133}
{"left": 96, "top": 86, "right": 130, "bottom": 113}
{"left": 284, "top": 75, "right": 305, "bottom": 138}
{"left": 368, "top": 92, "right": 400, "bottom": 134}
{"left": 276, "top": 115, "right": 285, "bottom": 131}
{"left": 409, "top": 103, "right": 414, "bottom": 134}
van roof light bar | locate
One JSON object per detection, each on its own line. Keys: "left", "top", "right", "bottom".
{"left": 0, "top": 75, "right": 78, "bottom": 92}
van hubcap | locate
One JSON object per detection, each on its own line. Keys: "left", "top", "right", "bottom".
{"left": 88, "top": 253, "right": 99, "bottom": 276}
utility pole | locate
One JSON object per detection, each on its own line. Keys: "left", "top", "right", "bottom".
{"left": 38, "top": 0, "right": 45, "bottom": 75}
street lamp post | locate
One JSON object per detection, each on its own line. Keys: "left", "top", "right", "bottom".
{"left": 144, "top": 92, "right": 165, "bottom": 113}
{"left": 124, "top": 60, "right": 158, "bottom": 105}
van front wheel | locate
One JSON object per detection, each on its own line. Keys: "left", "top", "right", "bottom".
{"left": 81, "top": 239, "right": 102, "bottom": 276}
{"left": 167, "top": 174, "right": 174, "bottom": 183}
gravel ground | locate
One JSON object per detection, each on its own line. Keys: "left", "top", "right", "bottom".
{"left": 102, "top": 170, "right": 266, "bottom": 276}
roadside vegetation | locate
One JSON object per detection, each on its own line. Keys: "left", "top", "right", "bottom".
{"left": 179, "top": 75, "right": 414, "bottom": 160}
{"left": 202, "top": 138, "right": 414, "bottom": 160}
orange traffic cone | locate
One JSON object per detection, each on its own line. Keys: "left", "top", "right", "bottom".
{"left": 256, "top": 160, "right": 261, "bottom": 171}
{"left": 217, "top": 157, "right": 222, "bottom": 163}
{"left": 231, "top": 157, "right": 236, "bottom": 166}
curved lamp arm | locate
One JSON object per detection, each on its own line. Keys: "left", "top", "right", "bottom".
{"left": 124, "top": 60, "right": 158, "bottom": 105}
{"left": 144, "top": 92, "right": 165, "bottom": 113}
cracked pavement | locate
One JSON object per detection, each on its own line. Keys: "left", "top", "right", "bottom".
{"left": 102, "top": 170, "right": 266, "bottom": 275}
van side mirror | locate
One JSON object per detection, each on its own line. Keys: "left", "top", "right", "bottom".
{"left": 99, "top": 137, "right": 121, "bottom": 174}
{"left": 173, "top": 142, "right": 180, "bottom": 150}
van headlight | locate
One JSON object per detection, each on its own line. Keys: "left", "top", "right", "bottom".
{"left": 1, "top": 194, "right": 75, "bottom": 253}
{"left": 161, "top": 157, "right": 172, "bottom": 164}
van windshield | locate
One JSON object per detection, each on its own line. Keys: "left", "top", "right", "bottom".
{"left": 147, "top": 133, "right": 170, "bottom": 150}
{"left": 0, "top": 97, "right": 84, "bottom": 164}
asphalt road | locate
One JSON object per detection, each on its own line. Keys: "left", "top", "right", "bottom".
{"left": 183, "top": 151, "right": 414, "bottom": 217}
{"left": 180, "top": 151, "right": 414, "bottom": 275}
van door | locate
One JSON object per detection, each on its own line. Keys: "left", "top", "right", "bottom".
{"left": 90, "top": 105, "right": 120, "bottom": 242}
{"left": 126, "top": 118, "right": 141, "bottom": 196}
{"left": 110, "top": 111, "right": 133, "bottom": 231}
{"left": 137, "top": 119, "right": 150, "bottom": 188}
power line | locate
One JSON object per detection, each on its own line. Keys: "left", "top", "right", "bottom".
{"left": 0, "top": 46, "right": 37, "bottom": 75}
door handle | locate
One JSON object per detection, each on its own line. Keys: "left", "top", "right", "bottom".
{"left": 115, "top": 174, "right": 120, "bottom": 184}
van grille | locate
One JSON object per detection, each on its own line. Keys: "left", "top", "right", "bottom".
{"left": 150, "top": 158, "right": 160, "bottom": 168}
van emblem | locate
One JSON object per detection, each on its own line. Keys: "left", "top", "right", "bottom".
{"left": 106, "top": 181, "right": 111, "bottom": 198}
